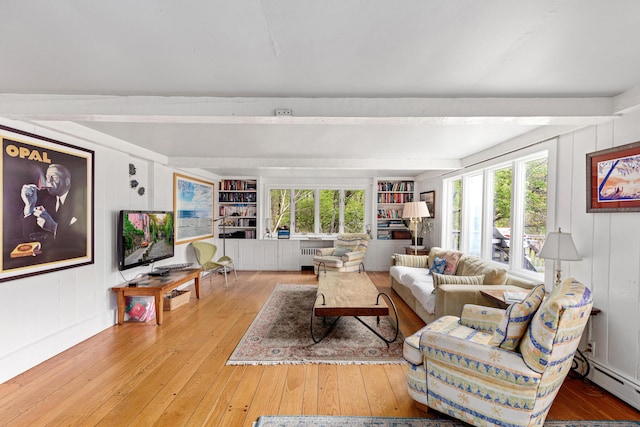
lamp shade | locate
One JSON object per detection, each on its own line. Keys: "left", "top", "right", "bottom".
{"left": 402, "top": 201, "right": 430, "bottom": 219}
{"left": 538, "top": 228, "right": 582, "bottom": 261}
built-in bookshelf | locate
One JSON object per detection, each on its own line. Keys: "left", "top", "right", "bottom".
{"left": 218, "top": 179, "right": 257, "bottom": 239}
{"left": 376, "top": 179, "right": 414, "bottom": 240}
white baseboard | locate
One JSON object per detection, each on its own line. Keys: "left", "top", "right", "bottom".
{"left": 0, "top": 310, "right": 115, "bottom": 383}
{"left": 589, "top": 359, "right": 640, "bottom": 411}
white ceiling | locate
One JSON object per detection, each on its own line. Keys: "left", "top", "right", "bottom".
{"left": 1, "top": 1, "right": 640, "bottom": 178}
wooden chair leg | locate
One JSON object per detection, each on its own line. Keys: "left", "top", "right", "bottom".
{"left": 414, "top": 401, "right": 429, "bottom": 413}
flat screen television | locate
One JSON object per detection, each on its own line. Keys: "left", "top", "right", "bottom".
{"left": 117, "top": 210, "right": 175, "bottom": 271}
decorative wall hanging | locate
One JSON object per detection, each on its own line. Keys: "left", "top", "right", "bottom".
{"left": 0, "top": 125, "right": 94, "bottom": 282}
{"left": 173, "top": 173, "right": 214, "bottom": 244}
{"left": 587, "top": 141, "right": 640, "bottom": 212}
{"left": 420, "top": 191, "right": 435, "bottom": 218}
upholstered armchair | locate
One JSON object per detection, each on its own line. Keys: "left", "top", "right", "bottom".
{"left": 313, "top": 233, "right": 370, "bottom": 276}
{"left": 404, "top": 278, "right": 593, "bottom": 427}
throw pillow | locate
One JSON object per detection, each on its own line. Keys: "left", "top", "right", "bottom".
{"left": 490, "top": 284, "right": 545, "bottom": 351}
{"left": 429, "top": 257, "right": 446, "bottom": 275}
{"left": 442, "top": 251, "right": 462, "bottom": 275}
{"left": 432, "top": 272, "right": 485, "bottom": 293}
{"left": 394, "top": 254, "right": 428, "bottom": 268}
{"left": 333, "top": 247, "right": 350, "bottom": 257}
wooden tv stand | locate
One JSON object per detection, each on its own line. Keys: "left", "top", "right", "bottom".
{"left": 111, "top": 268, "right": 202, "bottom": 325}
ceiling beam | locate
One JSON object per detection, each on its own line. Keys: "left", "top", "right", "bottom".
{"left": 0, "top": 94, "right": 616, "bottom": 126}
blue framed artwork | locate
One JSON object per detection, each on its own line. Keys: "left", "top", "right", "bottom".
{"left": 173, "top": 173, "right": 214, "bottom": 244}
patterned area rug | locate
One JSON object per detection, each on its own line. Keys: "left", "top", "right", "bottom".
{"left": 227, "top": 284, "right": 405, "bottom": 365}
{"left": 254, "top": 416, "right": 640, "bottom": 427}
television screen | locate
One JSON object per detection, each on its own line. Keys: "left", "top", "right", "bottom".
{"left": 118, "top": 210, "right": 175, "bottom": 271}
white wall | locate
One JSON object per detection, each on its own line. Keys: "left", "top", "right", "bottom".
{"left": 0, "top": 119, "right": 216, "bottom": 383}
{"left": 554, "top": 111, "right": 640, "bottom": 408}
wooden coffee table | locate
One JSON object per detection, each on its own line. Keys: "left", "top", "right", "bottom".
{"left": 311, "top": 271, "right": 399, "bottom": 344}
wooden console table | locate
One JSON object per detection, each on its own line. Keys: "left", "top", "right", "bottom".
{"left": 111, "top": 268, "right": 202, "bottom": 325}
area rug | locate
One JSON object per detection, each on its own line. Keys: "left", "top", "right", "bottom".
{"left": 227, "top": 284, "right": 405, "bottom": 365}
{"left": 253, "top": 416, "right": 640, "bottom": 427}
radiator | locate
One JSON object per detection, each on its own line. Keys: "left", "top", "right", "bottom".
{"left": 301, "top": 248, "right": 317, "bottom": 256}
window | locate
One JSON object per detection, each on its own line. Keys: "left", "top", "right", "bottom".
{"left": 444, "top": 151, "right": 548, "bottom": 276}
{"left": 269, "top": 187, "right": 365, "bottom": 236}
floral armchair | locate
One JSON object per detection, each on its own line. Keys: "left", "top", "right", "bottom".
{"left": 313, "top": 233, "right": 370, "bottom": 276}
{"left": 404, "top": 278, "right": 593, "bottom": 427}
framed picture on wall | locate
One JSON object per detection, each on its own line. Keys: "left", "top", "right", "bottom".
{"left": 587, "top": 141, "right": 640, "bottom": 212}
{"left": 173, "top": 173, "right": 215, "bottom": 244}
{"left": 420, "top": 191, "right": 435, "bottom": 218}
{"left": 0, "top": 125, "right": 94, "bottom": 282}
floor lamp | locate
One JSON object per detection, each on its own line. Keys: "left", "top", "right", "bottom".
{"left": 402, "top": 201, "right": 430, "bottom": 255}
{"left": 538, "top": 227, "right": 582, "bottom": 287}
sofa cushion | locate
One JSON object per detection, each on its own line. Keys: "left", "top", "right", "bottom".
{"left": 520, "top": 278, "right": 592, "bottom": 373}
{"left": 333, "top": 247, "right": 350, "bottom": 257}
{"left": 491, "top": 284, "right": 545, "bottom": 350}
{"left": 394, "top": 253, "right": 428, "bottom": 268}
{"left": 460, "top": 304, "right": 504, "bottom": 333}
{"left": 442, "top": 251, "right": 463, "bottom": 275}
{"left": 432, "top": 272, "right": 485, "bottom": 293}
{"left": 457, "top": 255, "right": 508, "bottom": 285}
{"left": 429, "top": 257, "right": 446, "bottom": 274}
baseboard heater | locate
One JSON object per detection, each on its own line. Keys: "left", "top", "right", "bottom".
{"left": 590, "top": 361, "right": 640, "bottom": 410}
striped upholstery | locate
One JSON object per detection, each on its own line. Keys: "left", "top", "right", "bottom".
{"left": 394, "top": 254, "right": 428, "bottom": 268}
{"left": 404, "top": 277, "right": 593, "bottom": 427}
{"left": 459, "top": 304, "right": 504, "bottom": 333}
{"left": 313, "top": 233, "right": 370, "bottom": 274}
{"left": 432, "top": 272, "right": 485, "bottom": 293}
{"left": 491, "top": 284, "right": 545, "bottom": 350}
{"left": 520, "top": 279, "right": 592, "bottom": 373}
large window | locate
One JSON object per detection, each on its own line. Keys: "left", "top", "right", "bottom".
{"left": 270, "top": 188, "right": 365, "bottom": 236}
{"left": 444, "top": 151, "right": 548, "bottom": 276}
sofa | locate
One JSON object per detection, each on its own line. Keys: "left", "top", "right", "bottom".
{"left": 390, "top": 247, "right": 539, "bottom": 324}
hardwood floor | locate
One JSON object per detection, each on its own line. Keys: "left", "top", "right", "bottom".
{"left": 1, "top": 271, "right": 638, "bottom": 426}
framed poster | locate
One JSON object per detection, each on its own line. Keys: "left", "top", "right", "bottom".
{"left": 587, "top": 141, "right": 640, "bottom": 212}
{"left": 420, "top": 191, "right": 435, "bottom": 218}
{"left": 1, "top": 125, "right": 94, "bottom": 282}
{"left": 173, "top": 173, "right": 215, "bottom": 244}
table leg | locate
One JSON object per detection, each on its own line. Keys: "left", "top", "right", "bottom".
{"left": 116, "top": 292, "right": 125, "bottom": 325}
{"left": 194, "top": 274, "right": 200, "bottom": 299}
{"left": 154, "top": 292, "right": 163, "bottom": 325}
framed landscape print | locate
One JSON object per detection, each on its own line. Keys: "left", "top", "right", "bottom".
{"left": 587, "top": 141, "right": 640, "bottom": 212}
{"left": 420, "top": 191, "right": 435, "bottom": 218}
{"left": 0, "top": 125, "right": 94, "bottom": 282}
{"left": 173, "top": 173, "right": 215, "bottom": 244}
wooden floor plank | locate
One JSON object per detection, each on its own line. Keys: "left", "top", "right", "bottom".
{"left": 0, "top": 270, "right": 638, "bottom": 426}
{"left": 338, "top": 365, "right": 371, "bottom": 416}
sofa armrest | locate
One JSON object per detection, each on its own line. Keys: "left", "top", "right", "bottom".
{"left": 316, "top": 248, "right": 335, "bottom": 256}
{"left": 435, "top": 285, "right": 491, "bottom": 318}
{"left": 435, "top": 284, "right": 530, "bottom": 318}
{"left": 343, "top": 251, "right": 365, "bottom": 262}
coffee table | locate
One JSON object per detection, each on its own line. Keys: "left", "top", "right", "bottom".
{"left": 311, "top": 271, "right": 399, "bottom": 344}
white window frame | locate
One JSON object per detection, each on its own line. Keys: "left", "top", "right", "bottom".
{"left": 442, "top": 145, "right": 552, "bottom": 280}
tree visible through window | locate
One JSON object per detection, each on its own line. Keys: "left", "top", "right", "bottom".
{"left": 444, "top": 151, "right": 548, "bottom": 276}
{"left": 270, "top": 188, "right": 364, "bottom": 235}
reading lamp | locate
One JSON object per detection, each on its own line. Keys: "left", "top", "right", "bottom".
{"left": 402, "top": 201, "right": 430, "bottom": 255}
{"left": 538, "top": 227, "right": 582, "bottom": 287}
